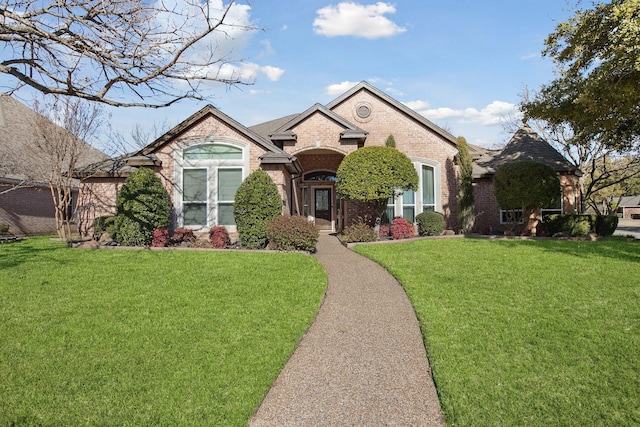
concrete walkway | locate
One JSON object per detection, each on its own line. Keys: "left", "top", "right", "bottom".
{"left": 249, "top": 234, "right": 445, "bottom": 426}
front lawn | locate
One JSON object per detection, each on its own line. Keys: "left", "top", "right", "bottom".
{"left": 0, "top": 238, "right": 326, "bottom": 426}
{"left": 356, "top": 237, "right": 640, "bottom": 426}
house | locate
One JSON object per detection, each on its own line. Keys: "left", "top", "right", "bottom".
{"left": 0, "top": 94, "right": 109, "bottom": 236}
{"left": 617, "top": 196, "right": 640, "bottom": 219}
{"left": 74, "top": 82, "right": 581, "bottom": 237}
{"left": 471, "top": 124, "right": 582, "bottom": 233}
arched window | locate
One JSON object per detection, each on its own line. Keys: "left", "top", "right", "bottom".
{"left": 303, "top": 171, "right": 337, "bottom": 182}
{"left": 178, "top": 142, "right": 245, "bottom": 228}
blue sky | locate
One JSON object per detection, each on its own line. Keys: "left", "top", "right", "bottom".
{"left": 2, "top": 1, "right": 576, "bottom": 152}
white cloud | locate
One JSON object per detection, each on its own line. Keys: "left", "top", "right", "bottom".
{"left": 313, "top": 2, "right": 406, "bottom": 39}
{"left": 520, "top": 52, "right": 539, "bottom": 60}
{"left": 325, "top": 81, "right": 359, "bottom": 95}
{"left": 406, "top": 100, "right": 520, "bottom": 126}
{"left": 211, "top": 63, "right": 284, "bottom": 82}
{"left": 259, "top": 39, "right": 275, "bottom": 57}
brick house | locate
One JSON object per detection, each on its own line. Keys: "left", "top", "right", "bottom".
{"left": 0, "top": 94, "right": 108, "bottom": 236}
{"left": 74, "top": 82, "right": 581, "bottom": 237}
{"left": 617, "top": 196, "right": 640, "bottom": 219}
{"left": 470, "top": 124, "right": 582, "bottom": 234}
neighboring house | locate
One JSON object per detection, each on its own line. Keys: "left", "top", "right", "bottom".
{"left": 617, "top": 196, "right": 640, "bottom": 219}
{"left": 74, "top": 82, "right": 582, "bottom": 237}
{"left": 471, "top": 124, "right": 582, "bottom": 233}
{"left": 0, "top": 94, "right": 108, "bottom": 236}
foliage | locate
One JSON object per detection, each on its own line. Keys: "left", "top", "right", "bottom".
{"left": 151, "top": 227, "right": 169, "bottom": 247}
{"left": 595, "top": 215, "right": 619, "bottom": 237}
{"left": 114, "top": 167, "right": 171, "bottom": 246}
{"left": 379, "top": 224, "right": 390, "bottom": 238}
{"left": 522, "top": 0, "right": 640, "bottom": 152}
{"left": 92, "top": 215, "right": 116, "bottom": 238}
{"left": 583, "top": 155, "right": 640, "bottom": 214}
{"left": 266, "top": 215, "right": 319, "bottom": 252}
{"left": 209, "top": 226, "right": 231, "bottom": 249}
{"left": 416, "top": 211, "right": 445, "bottom": 236}
{"left": 336, "top": 146, "right": 418, "bottom": 227}
{"left": 356, "top": 238, "right": 640, "bottom": 426}
{"left": 544, "top": 214, "right": 595, "bottom": 237}
{"left": 169, "top": 227, "right": 196, "bottom": 246}
{"left": 0, "top": 223, "right": 9, "bottom": 233}
{"left": 385, "top": 134, "right": 396, "bottom": 148}
{"left": 493, "top": 161, "right": 560, "bottom": 231}
{"left": 233, "top": 170, "right": 282, "bottom": 249}
{"left": 389, "top": 217, "right": 415, "bottom": 240}
{"left": 0, "top": 237, "right": 325, "bottom": 426}
{"left": 0, "top": 0, "right": 258, "bottom": 108}
{"left": 456, "top": 136, "right": 474, "bottom": 233}
{"left": 341, "top": 218, "right": 378, "bottom": 243}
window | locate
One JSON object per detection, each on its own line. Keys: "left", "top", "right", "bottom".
{"left": 302, "top": 187, "right": 309, "bottom": 217}
{"left": 402, "top": 190, "right": 415, "bottom": 223}
{"left": 217, "top": 168, "right": 242, "bottom": 225}
{"left": 422, "top": 165, "right": 435, "bottom": 212}
{"left": 500, "top": 208, "right": 523, "bottom": 224}
{"left": 183, "top": 169, "right": 207, "bottom": 226}
{"left": 382, "top": 196, "right": 395, "bottom": 224}
{"left": 542, "top": 189, "right": 563, "bottom": 220}
{"left": 178, "top": 142, "right": 245, "bottom": 228}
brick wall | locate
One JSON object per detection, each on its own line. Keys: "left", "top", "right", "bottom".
{"left": 0, "top": 184, "right": 59, "bottom": 235}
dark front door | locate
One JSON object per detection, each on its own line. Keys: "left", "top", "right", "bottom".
{"left": 314, "top": 188, "right": 332, "bottom": 229}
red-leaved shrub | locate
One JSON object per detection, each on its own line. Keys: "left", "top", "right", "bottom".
{"left": 209, "top": 226, "right": 230, "bottom": 249}
{"left": 170, "top": 227, "right": 196, "bottom": 246}
{"left": 151, "top": 227, "right": 169, "bottom": 247}
{"left": 390, "top": 217, "right": 415, "bottom": 240}
{"left": 379, "top": 224, "right": 390, "bottom": 238}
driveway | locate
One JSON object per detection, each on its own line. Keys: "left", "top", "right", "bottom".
{"left": 614, "top": 218, "right": 640, "bottom": 239}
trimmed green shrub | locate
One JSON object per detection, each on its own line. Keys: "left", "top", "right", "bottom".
{"left": 209, "top": 226, "right": 230, "bottom": 249}
{"left": 416, "top": 211, "right": 445, "bottom": 236}
{"left": 114, "top": 168, "right": 171, "bottom": 246}
{"left": 233, "top": 170, "right": 281, "bottom": 249}
{"left": 266, "top": 215, "right": 319, "bottom": 252}
{"left": 595, "top": 215, "right": 619, "bottom": 237}
{"left": 0, "top": 223, "right": 10, "bottom": 234}
{"left": 545, "top": 214, "right": 596, "bottom": 236}
{"left": 341, "top": 218, "right": 377, "bottom": 243}
{"left": 390, "top": 217, "right": 415, "bottom": 240}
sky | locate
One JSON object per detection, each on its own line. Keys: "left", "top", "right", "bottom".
{"left": 1, "top": 0, "right": 577, "bottom": 153}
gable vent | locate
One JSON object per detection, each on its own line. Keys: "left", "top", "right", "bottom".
{"left": 356, "top": 104, "right": 371, "bottom": 118}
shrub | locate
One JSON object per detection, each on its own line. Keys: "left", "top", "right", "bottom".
{"left": 545, "top": 214, "right": 596, "bottom": 236}
{"left": 0, "top": 223, "right": 8, "bottom": 233}
{"left": 416, "top": 211, "right": 445, "bottom": 236}
{"left": 114, "top": 168, "right": 171, "bottom": 246}
{"left": 379, "top": 224, "right": 390, "bottom": 238}
{"left": 341, "top": 218, "right": 377, "bottom": 243}
{"left": 266, "top": 215, "right": 319, "bottom": 252}
{"left": 233, "top": 170, "right": 281, "bottom": 249}
{"left": 169, "top": 228, "right": 196, "bottom": 246}
{"left": 390, "top": 217, "right": 415, "bottom": 240}
{"left": 209, "top": 226, "right": 231, "bottom": 249}
{"left": 151, "top": 227, "right": 169, "bottom": 247}
{"left": 595, "top": 215, "right": 619, "bottom": 237}
{"left": 92, "top": 215, "right": 116, "bottom": 238}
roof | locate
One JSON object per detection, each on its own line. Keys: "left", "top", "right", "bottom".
{"left": 269, "top": 103, "right": 368, "bottom": 141}
{"left": 472, "top": 124, "right": 582, "bottom": 178}
{"left": 619, "top": 195, "right": 640, "bottom": 208}
{"left": 0, "top": 94, "right": 108, "bottom": 185}
{"left": 326, "top": 81, "right": 459, "bottom": 147}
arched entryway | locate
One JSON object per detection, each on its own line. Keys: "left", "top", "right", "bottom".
{"left": 292, "top": 149, "right": 345, "bottom": 232}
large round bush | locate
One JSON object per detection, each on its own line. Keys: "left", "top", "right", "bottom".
{"left": 233, "top": 170, "right": 281, "bottom": 248}
{"left": 416, "top": 211, "right": 444, "bottom": 236}
{"left": 114, "top": 167, "right": 171, "bottom": 245}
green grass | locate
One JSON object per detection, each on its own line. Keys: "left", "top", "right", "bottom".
{"left": 356, "top": 237, "right": 640, "bottom": 426}
{"left": 0, "top": 237, "right": 326, "bottom": 426}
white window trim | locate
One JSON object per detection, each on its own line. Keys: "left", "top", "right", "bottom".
{"left": 411, "top": 158, "right": 441, "bottom": 214}
{"left": 174, "top": 138, "right": 249, "bottom": 232}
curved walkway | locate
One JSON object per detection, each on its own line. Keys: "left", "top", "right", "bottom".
{"left": 249, "top": 234, "right": 445, "bottom": 426}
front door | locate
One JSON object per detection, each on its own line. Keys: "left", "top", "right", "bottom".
{"left": 314, "top": 188, "right": 332, "bottom": 230}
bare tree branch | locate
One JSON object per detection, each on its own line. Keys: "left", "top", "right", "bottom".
{"left": 0, "top": 0, "right": 259, "bottom": 107}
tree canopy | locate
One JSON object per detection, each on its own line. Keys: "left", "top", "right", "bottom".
{"left": 0, "top": 0, "right": 257, "bottom": 107}
{"left": 522, "top": 0, "right": 640, "bottom": 152}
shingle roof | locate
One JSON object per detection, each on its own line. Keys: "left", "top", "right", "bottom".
{"left": 0, "top": 94, "right": 108, "bottom": 185}
{"left": 619, "top": 195, "right": 640, "bottom": 207}
{"left": 472, "top": 124, "right": 582, "bottom": 178}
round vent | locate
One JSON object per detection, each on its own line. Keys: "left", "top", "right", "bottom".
{"left": 356, "top": 104, "right": 371, "bottom": 118}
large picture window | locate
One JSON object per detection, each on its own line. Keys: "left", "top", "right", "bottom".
{"left": 422, "top": 165, "right": 435, "bottom": 212}
{"left": 177, "top": 142, "right": 245, "bottom": 228}
{"left": 382, "top": 162, "right": 438, "bottom": 223}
